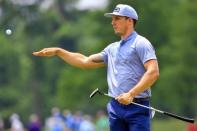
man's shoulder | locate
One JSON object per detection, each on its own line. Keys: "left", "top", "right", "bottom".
{"left": 130, "top": 34, "right": 154, "bottom": 52}
{"left": 127, "top": 34, "right": 149, "bottom": 48}
{"left": 107, "top": 41, "right": 120, "bottom": 48}
{"left": 111, "top": 41, "right": 120, "bottom": 45}
{"left": 134, "top": 34, "right": 155, "bottom": 53}
{"left": 102, "top": 41, "right": 119, "bottom": 53}
{"left": 136, "top": 34, "right": 150, "bottom": 43}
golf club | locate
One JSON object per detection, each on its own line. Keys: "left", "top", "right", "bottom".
{"left": 90, "top": 88, "right": 195, "bottom": 123}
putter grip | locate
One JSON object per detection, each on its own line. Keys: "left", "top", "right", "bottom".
{"left": 163, "top": 111, "right": 195, "bottom": 123}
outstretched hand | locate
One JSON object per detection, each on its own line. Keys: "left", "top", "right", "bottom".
{"left": 33, "top": 48, "right": 59, "bottom": 57}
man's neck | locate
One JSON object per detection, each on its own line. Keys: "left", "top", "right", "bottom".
{"left": 121, "top": 28, "right": 134, "bottom": 40}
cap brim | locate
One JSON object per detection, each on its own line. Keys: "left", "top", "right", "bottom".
{"left": 104, "top": 12, "right": 124, "bottom": 17}
{"left": 104, "top": 13, "right": 113, "bottom": 17}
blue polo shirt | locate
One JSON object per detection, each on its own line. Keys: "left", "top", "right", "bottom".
{"left": 100, "top": 31, "right": 157, "bottom": 98}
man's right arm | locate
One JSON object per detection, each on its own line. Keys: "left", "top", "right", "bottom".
{"left": 33, "top": 47, "right": 105, "bottom": 69}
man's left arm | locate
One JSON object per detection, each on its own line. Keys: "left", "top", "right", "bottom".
{"left": 116, "top": 59, "right": 159, "bottom": 105}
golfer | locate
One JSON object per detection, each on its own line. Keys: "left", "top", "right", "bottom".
{"left": 33, "top": 4, "right": 159, "bottom": 131}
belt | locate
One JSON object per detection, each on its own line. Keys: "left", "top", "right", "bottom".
{"left": 112, "top": 97, "right": 150, "bottom": 104}
{"left": 133, "top": 97, "right": 150, "bottom": 103}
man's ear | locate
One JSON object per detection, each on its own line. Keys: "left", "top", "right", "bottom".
{"left": 127, "top": 18, "right": 134, "bottom": 26}
{"left": 126, "top": 18, "right": 131, "bottom": 23}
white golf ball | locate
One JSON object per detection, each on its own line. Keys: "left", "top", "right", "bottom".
{"left": 5, "top": 29, "right": 12, "bottom": 35}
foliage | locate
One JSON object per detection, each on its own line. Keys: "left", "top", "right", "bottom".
{"left": 0, "top": 0, "right": 196, "bottom": 126}
{"left": 152, "top": 119, "right": 187, "bottom": 131}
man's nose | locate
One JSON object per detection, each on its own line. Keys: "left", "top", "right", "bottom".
{"left": 111, "top": 20, "right": 115, "bottom": 26}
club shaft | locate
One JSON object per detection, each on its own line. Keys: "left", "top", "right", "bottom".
{"left": 163, "top": 111, "right": 195, "bottom": 123}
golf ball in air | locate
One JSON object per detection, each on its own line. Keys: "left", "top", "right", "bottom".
{"left": 5, "top": 29, "right": 12, "bottom": 35}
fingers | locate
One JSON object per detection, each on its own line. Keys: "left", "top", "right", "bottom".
{"left": 32, "top": 50, "right": 46, "bottom": 56}
{"left": 32, "top": 51, "right": 42, "bottom": 56}
{"left": 115, "top": 93, "right": 133, "bottom": 105}
{"left": 32, "top": 48, "right": 54, "bottom": 56}
{"left": 115, "top": 94, "right": 122, "bottom": 101}
{"left": 115, "top": 94, "right": 126, "bottom": 104}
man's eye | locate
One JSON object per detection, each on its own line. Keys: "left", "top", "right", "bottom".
{"left": 115, "top": 17, "right": 120, "bottom": 20}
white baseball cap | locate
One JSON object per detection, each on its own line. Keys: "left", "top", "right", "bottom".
{"left": 104, "top": 4, "right": 138, "bottom": 20}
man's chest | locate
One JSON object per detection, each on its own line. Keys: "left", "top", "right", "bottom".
{"left": 108, "top": 43, "right": 138, "bottom": 64}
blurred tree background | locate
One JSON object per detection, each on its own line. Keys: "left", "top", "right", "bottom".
{"left": 0, "top": 0, "right": 196, "bottom": 128}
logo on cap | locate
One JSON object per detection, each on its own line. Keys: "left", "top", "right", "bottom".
{"left": 113, "top": 7, "right": 120, "bottom": 12}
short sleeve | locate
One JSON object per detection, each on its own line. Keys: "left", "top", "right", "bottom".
{"left": 100, "top": 45, "right": 110, "bottom": 64}
{"left": 135, "top": 38, "right": 157, "bottom": 64}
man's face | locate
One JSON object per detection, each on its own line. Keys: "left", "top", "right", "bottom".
{"left": 111, "top": 15, "right": 131, "bottom": 36}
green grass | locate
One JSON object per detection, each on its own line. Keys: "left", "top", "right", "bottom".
{"left": 152, "top": 119, "right": 187, "bottom": 131}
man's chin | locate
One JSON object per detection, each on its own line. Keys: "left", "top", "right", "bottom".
{"left": 114, "top": 31, "right": 121, "bottom": 36}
